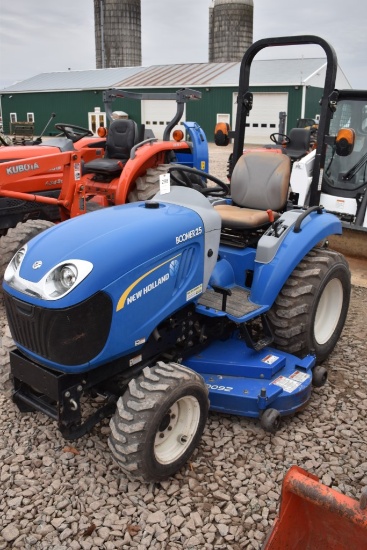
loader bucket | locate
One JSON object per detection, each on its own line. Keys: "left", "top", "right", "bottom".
{"left": 262, "top": 465, "right": 367, "bottom": 549}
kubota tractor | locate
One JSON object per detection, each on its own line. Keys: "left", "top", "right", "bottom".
{"left": 0, "top": 113, "right": 106, "bottom": 230}
{"left": 2, "top": 36, "right": 351, "bottom": 482}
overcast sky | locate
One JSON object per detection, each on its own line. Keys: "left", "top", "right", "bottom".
{"left": 0, "top": 0, "right": 366, "bottom": 89}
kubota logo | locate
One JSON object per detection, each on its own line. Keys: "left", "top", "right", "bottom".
{"left": 6, "top": 162, "right": 40, "bottom": 175}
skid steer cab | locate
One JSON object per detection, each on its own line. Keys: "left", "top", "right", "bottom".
{"left": 2, "top": 35, "right": 351, "bottom": 483}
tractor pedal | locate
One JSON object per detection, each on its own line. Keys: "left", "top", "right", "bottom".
{"left": 240, "top": 314, "right": 274, "bottom": 351}
{"left": 251, "top": 335, "right": 274, "bottom": 352}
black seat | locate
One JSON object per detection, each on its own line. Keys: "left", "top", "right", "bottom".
{"left": 284, "top": 128, "right": 312, "bottom": 161}
{"left": 214, "top": 151, "right": 291, "bottom": 229}
{"left": 84, "top": 119, "right": 139, "bottom": 175}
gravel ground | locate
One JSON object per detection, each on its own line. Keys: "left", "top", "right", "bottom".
{"left": 0, "top": 145, "right": 367, "bottom": 549}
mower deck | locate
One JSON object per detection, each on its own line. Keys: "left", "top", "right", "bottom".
{"left": 185, "top": 339, "right": 315, "bottom": 418}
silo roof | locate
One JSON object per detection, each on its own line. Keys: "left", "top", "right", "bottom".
{"left": 214, "top": 0, "right": 253, "bottom": 5}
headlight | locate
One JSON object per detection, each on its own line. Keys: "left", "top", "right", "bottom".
{"left": 60, "top": 265, "right": 77, "bottom": 288}
{"left": 43, "top": 261, "right": 93, "bottom": 299}
{"left": 5, "top": 258, "right": 93, "bottom": 300}
{"left": 4, "top": 245, "right": 27, "bottom": 284}
{"left": 44, "top": 263, "right": 80, "bottom": 297}
{"left": 13, "top": 247, "right": 27, "bottom": 270}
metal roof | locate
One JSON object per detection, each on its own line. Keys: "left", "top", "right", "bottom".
{"left": 1, "top": 58, "right": 337, "bottom": 93}
{"left": 1, "top": 67, "right": 146, "bottom": 93}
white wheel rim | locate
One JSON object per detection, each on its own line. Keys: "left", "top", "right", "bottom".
{"left": 314, "top": 278, "right": 343, "bottom": 345}
{"left": 154, "top": 396, "right": 200, "bottom": 464}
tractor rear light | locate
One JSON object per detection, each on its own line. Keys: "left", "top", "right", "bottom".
{"left": 173, "top": 129, "right": 184, "bottom": 142}
{"left": 97, "top": 126, "right": 107, "bottom": 138}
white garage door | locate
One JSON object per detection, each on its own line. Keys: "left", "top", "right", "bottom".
{"left": 232, "top": 92, "right": 288, "bottom": 145}
{"left": 141, "top": 100, "right": 186, "bottom": 140}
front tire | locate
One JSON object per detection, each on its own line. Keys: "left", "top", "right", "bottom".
{"left": 267, "top": 248, "right": 351, "bottom": 363}
{"left": 108, "top": 361, "right": 209, "bottom": 482}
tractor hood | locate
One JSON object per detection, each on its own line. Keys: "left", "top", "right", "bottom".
{"left": 5, "top": 188, "right": 219, "bottom": 304}
{"left": 3, "top": 187, "right": 221, "bottom": 370}
{"left": 0, "top": 144, "right": 60, "bottom": 161}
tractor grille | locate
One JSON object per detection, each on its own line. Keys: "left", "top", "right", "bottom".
{"left": 3, "top": 291, "right": 113, "bottom": 366}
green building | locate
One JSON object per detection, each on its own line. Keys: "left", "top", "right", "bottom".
{"left": 0, "top": 58, "right": 351, "bottom": 143}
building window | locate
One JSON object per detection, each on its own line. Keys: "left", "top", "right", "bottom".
{"left": 27, "top": 113, "right": 35, "bottom": 123}
{"left": 10, "top": 113, "right": 17, "bottom": 123}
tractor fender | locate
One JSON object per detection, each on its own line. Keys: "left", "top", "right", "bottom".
{"left": 250, "top": 209, "right": 342, "bottom": 307}
{"left": 114, "top": 140, "right": 196, "bottom": 205}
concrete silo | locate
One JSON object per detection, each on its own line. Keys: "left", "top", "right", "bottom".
{"left": 209, "top": 0, "right": 253, "bottom": 63}
{"left": 94, "top": 0, "right": 142, "bottom": 68}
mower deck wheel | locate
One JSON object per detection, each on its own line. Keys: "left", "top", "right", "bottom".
{"left": 261, "top": 408, "right": 281, "bottom": 434}
{"left": 312, "top": 365, "right": 328, "bottom": 387}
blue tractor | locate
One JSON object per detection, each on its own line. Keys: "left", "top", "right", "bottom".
{"left": 2, "top": 36, "right": 351, "bottom": 482}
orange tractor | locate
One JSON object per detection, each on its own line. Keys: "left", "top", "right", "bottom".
{"left": 0, "top": 113, "right": 105, "bottom": 230}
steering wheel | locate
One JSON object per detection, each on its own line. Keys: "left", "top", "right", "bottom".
{"left": 55, "top": 123, "right": 94, "bottom": 143}
{"left": 270, "top": 133, "right": 290, "bottom": 145}
{"left": 168, "top": 165, "right": 229, "bottom": 197}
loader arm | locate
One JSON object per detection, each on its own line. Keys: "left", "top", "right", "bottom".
{"left": 0, "top": 152, "right": 83, "bottom": 220}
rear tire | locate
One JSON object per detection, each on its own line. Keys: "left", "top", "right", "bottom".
{"left": 108, "top": 361, "right": 209, "bottom": 482}
{"left": 129, "top": 164, "right": 171, "bottom": 202}
{"left": 267, "top": 248, "right": 351, "bottom": 363}
{"left": 0, "top": 220, "right": 55, "bottom": 290}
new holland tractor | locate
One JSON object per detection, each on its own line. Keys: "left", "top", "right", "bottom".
{"left": 2, "top": 36, "right": 351, "bottom": 482}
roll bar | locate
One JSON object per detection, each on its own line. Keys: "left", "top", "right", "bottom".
{"left": 103, "top": 88, "right": 201, "bottom": 141}
{"left": 232, "top": 35, "right": 338, "bottom": 206}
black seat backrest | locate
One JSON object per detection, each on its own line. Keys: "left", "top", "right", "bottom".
{"left": 284, "top": 128, "right": 312, "bottom": 160}
{"left": 106, "top": 119, "right": 139, "bottom": 160}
